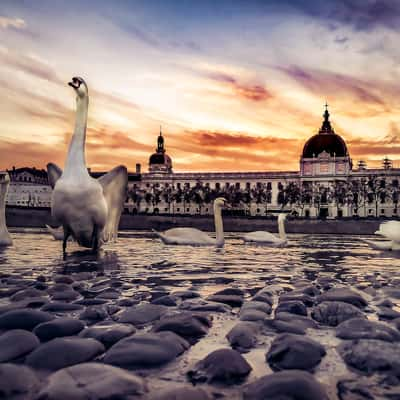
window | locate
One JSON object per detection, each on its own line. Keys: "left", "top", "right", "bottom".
{"left": 267, "top": 182, "right": 272, "bottom": 190}
{"left": 186, "top": 208, "right": 190, "bottom": 212}
{"left": 164, "top": 208, "right": 168, "bottom": 212}
{"left": 225, "top": 182, "right": 230, "bottom": 188}
{"left": 256, "top": 182, "right": 261, "bottom": 189}
{"left": 256, "top": 208, "right": 260, "bottom": 213}
{"left": 177, "top": 208, "right": 180, "bottom": 212}
{"left": 381, "top": 209, "right": 385, "bottom": 214}
{"left": 235, "top": 182, "right": 240, "bottom": 189}
{"left": 185, "top": 183, "right": 190, "bottom": 188}
{"left": 369, "top": 209, "right": 373, "bottom": 214}
{"left": 246, "top": 182, "right": 251, "bottom": 189}
{"left": 394, "top": 209, "right": 397, "bottom": 214}
{"left": 215, "top": 183, "right": 220, "bottom": 190}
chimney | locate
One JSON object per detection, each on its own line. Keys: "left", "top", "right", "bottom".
{"left": 136, "top": 163, "right": 141, "bottom": 174}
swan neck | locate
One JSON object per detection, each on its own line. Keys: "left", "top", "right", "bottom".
{"left": 214, "top": 205, "right": 224, "bottom": 247}
{"left": 64, "top": 96, "right": 89, "bottom": 177}
{"left": 0, "top": 180, "right": 9, "bottom": 235}
{"left": 278, "top": 217, "right": 286, "bottom": 240}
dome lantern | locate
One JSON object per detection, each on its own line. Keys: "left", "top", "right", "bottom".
{"left": 149, "top": 127, "right": 173, "bottom": 174}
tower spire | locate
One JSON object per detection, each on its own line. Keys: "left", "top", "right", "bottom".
{"left": 157, "top": 126, "right": 165, "bottom": 153}
{"left": 319, "top": 102, "right": 334, "bottom": 134}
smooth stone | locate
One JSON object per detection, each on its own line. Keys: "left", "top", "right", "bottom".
{"left": 152, "top": 294, "right": 177, "bottom": 306}
{"left": 317, "top": 288, "right": 368, "bottom": 309}
{"left": 172, "top": 290, "right": 201, "bottom": 299}
{"left": 118, "top": 303, "right": 168, "bottom": 326}
{"left": 265, "top": 319, "right": 306, "bottom": 335}
{"left": 47, "top": 283, "right": 73, "bottom": 294}
{"left": 206, "top": 294, "right": 243, "bottom": 308}
{"left": 41, "top": 302, "right": 84, "bottom": 312}
{"left": 0, "top": 309, "right": 54, "bottom": 331}
{"left": 226, "top": 321, "right": 260, "bottom": 352}
{"left": 152, "top": 312, "right": 210, "bottom": 343}
{"left": 0, "top": 298, "right": 48, "bottom": 315}
{"left": 51, "top": 290, "right": 80, "bottom": 301}
{"left": 252, "top": 291, "right": 274, "bottom": 306}
{"left": 180, "top": 300, "right": 231, "bottom": 313}
{"left": 33, "top": 318, "right": 85, "bottom": 341}
{"left": 53, "top": 275, "right": 74, "bottom": 284}
{"left": 79, "top": 321, "right": 135, "bottom": 348}
{"left": 149, "top": 386, "right": 211, "bottom": 400}
{"left": 79, "top": 306, "right": 108, "bottom": 322}
{"left": 96, "top": 288, "right": 120, "bottom": 300}
{"left": 337, "top": 376, "right": 399, "bottom": 400}
{"left": 187, "top": 348, "right": 252, "bottom": 384}
{"left": 213, "top": 287, "right": 244, "bottom": 296}
{"left": 0, "top": 329, "right": 40, "bottom": 362}
{"left": 26, "top": 337, "right": 105, "bottom": 371}
{"left": 240, "top": 309, "right": 269, "bottom": 322}
{"left": 74, "top": 298, "right": 108, "bottom": 306}
{"left": 275, "top": 300, "right": 307, "bottom": 316}
{"left": 378, "top": 307, "right": 400, "bottom": 320}
{"left": 298, "top": 285, "right": 321, "bottom": 297}
{"left": 0, "top": 364, "right": 40, "bottom": 400}
{"left": 274, "top": 312, "right": 318, "bottom": 329}
{"left": 243, "top": 370, "right": 329, "bottom": 400}
{"left": 266, "top": 333, "right": 326, "bottom": 371}
{"left": 117, "top": 298, "right": 137, "bottom": 307}
{"left": 36, "top": 362, "right": 147, "bottom": 400}
{"left": 336, "top": 317, "right": 400, "bottom": 342}
{"left": 280, "top": 291, "right": 314, "bottom": 307}
{"left": 10, "top": 288, "right": 47, "bottom": 302}
{"left": 241, "top": 301, "right": 272, "bottom": 314}
{"left": 104, "top": 331, "right": 189, "bottom": 367}
{"left": 311, "top": 301, "right": 365, "bottom": 327}
{"left": 338, "top": 339, "right": 400, "bottom": 376}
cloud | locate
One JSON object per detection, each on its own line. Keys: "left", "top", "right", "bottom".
{"left": 0, "top": 47, "right": 61, "bottom": 84}
{"left": 0, "top": 16, "right": 25, "bottom": 30}
{"left": 191, "top": 69, "right": 271, "bottom": 102}
{"left": 277, "top": 64, "right": 392, "bottom": 117}
{"left": 279, "top": 0, "right": 400, "bottom": 32}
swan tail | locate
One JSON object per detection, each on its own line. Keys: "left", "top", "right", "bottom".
{"left": 98, "top": 165, "right": 128, "bottom": 244}
{"left": 46, "top": 224, "right": 64, "bottom": 240}
{"left": 152, "top": 228, "right": 167, "bottom": 243}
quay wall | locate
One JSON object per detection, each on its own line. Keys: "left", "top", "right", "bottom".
{"left": 5, "top": 206, "right": 383, "bottom": 234}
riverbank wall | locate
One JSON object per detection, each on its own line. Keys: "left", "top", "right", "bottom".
{"left": 5, "top": 206, "right": 386, "bottom": 234}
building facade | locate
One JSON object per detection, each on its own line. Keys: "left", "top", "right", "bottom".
{"left": 5, "top": 106, "right": 400, "bottom": 219}
{"left": 127, "top": 106, "right": 400, "bottom": 219}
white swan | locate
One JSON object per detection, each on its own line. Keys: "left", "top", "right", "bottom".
{"left": 242, "top": 213, "right": 287, "bottom": 246}
{"left": 47, "top": 77, "right": 128, "bottom": 256}
{"left": 0, "top": 172, "right": 12, "bottom": 246}
{"left": 153, "top": 197, "right": 230, "bottom": 247}
{"left": 364, "top": 221, "right": 400, "bottom": 251}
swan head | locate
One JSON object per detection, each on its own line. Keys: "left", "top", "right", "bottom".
{"left": 68, "top": 76, "right": 88, "bottom": 99}
{"left": 214, "top": 197, "right": 231, "bottom": 209}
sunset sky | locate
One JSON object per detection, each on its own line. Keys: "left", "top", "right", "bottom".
{"left": 1, "top": 0, "right": 400, "bottom": 172}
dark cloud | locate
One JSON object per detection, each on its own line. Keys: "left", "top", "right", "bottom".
{"left": 278, "top": 0, "right": 400, "bottom": 32}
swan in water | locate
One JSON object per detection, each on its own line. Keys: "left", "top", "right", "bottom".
{"left": 241, "top": 213, "right": 288, "bottom": 246}
{"left": 364, "top": 221, "right": 400, "bottom": 251}
{"left": 47, "top": 77, "right": 128, "bottom": 256}
{"left": 0, "top": 172, "right": 12, "bottom": 246}
{"left": 153, "top": 197, "right": 230, "bottom": 247}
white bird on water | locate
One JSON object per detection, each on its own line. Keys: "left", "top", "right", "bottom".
{"left": 153, "top": 197, "right": 230, "bottom": 247}
{"left": 0, "top": 172, "right": 12, "bottom": 246}
{"left": 241, "top": 213, "right": 288, "bottom": 246}
{"left": 47, "top": 77, "right": 128, "bottom": 256}
{"left": 364, "top": 221, "right": 400, "bottom": 251}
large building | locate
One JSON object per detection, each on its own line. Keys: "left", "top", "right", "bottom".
{"left": 5, "top": 105, "right": 400, "bottom": 219}
{"left": 127, "top": 106, "right": 400, "bottom": 219}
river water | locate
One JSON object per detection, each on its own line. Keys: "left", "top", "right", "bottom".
{"left": 1, "top": 230, "right": 400, "bottom": 399}
{"left": 1, "top": 231, "right": 399, "bottom": 294}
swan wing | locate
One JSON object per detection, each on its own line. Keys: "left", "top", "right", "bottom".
{"left": 98, "top": 165, "right": 128, "bottom": 243}
{"left": 46, "top": 163, "right": 63, "bottom": 189}
{"left": 364, "top": 239, "right": 393, "bottom": 251}
{"left": 242, "top": 230, "right": 279, "bottom": 243}
{"left": 376, "top": 221, "right": 400, "bottom": 242}
{"left": 153, "top": 227, "right": 214, "bottom": 245}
